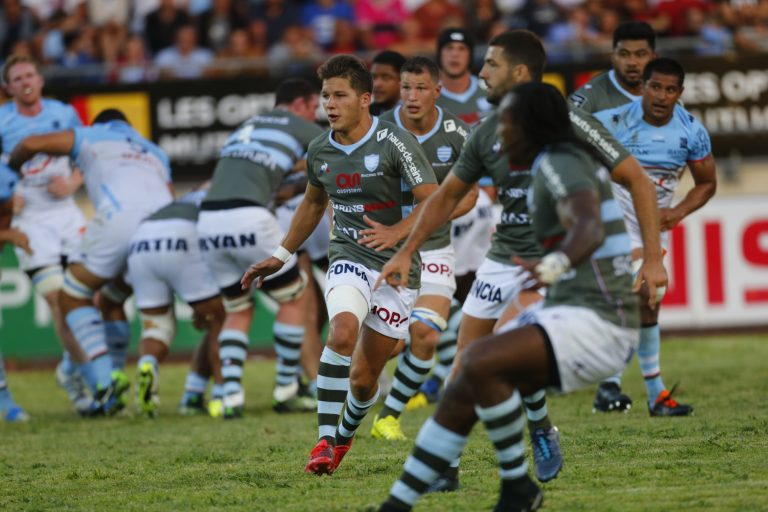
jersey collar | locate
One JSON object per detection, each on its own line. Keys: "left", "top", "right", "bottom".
{"left": 327, "top": 116, "right": 379, "bottom": 155}
{"left": 393, "top": 105, "right": 444, "bottom": 144}
{"left": 439, "top": 75, "right": 479, "bottom": 103}
{"left": 609, "top": 70, "right": 642, "bottom": 102}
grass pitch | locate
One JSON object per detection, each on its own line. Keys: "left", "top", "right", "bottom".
{"left": 1, "top": 336, "right": 767, "bottom": 511}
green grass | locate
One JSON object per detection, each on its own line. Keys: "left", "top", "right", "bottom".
{"left": 2, "top": 336, "right": 768, "bottom": 511}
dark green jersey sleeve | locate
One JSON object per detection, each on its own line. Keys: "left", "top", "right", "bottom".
{"left": 450, "top": 116, "right": 491, "bottom": 184}
{"left": 568, "top": 106, "right": 630, "bottom": 172}
{"left": 385, "top": 129, "right": 437, "bottom": 189}
{"left": 305, "top": 134, "right": 326, "bottom": 188}
{"left": 537, "top": 150, "right": 595, "bottom": 200}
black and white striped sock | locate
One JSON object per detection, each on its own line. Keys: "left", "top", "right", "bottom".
{"left": 316, "top": 347, "right": 350, "bottom": 443}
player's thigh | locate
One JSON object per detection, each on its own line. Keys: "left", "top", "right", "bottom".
{"left": 80, "top": 210, "right": 144, "bottom": 280}
{"left": 12, "top": 217, "right": 61, "bottom": 270}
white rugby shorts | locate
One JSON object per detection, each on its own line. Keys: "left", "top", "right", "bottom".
{"left": 12, "top": 207, "right": 85, "bottom": 270}
{"left": 451, "top": 188, "right": 494, "bottom": 276}
{"left": 497, "top": 302, "right": 639, "bottom": 393}
{"left": 126, "top": 218, "right": 219, "bottom": 309}
{"left": 197, "top": 206, "right": 297, "bottom": 290}
{"left": 325, "top": 259, "right": 417, "bottom": 339}
{"left": 462, "top": 258, "right": 531, "bottom": 320}
{"left": 419, "top": 245, "right": 456, "bottom": 299}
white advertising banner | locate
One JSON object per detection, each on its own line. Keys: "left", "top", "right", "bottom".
{"left": 659, "top": 195, "right": 768, "bottom": 328}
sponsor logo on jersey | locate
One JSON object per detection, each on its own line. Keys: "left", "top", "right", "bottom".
{"left": 364, "top": 154, "right": 380, "bottom": 172}
{"left": 336, "top": 173, "right": 361, "bottom": 189}
{"left": 679, "top": 137, "right": 688, "bottom": 149}
{"left": 471, "top": 279, "right": 503, "bottom": 304}
{"left": 386, "top": 131, "right": 423, "bottom": 183}
{"left": 130, "top": 238, "right": 190, "bottom": 253}
{"left": 569, "top": 93, "right": 586, "bottom": 107}
{"left": 371, "top": 305, "right": 408, "bottom": 328}
{"left": 422, "top": 262, "right": 453, "bottom": 276}
{"left": 443, "top": 120, "right": 456, "bottom": 133}
{"left": 320, "top": 161, "right": 330, "bottom": 173}
{"left": 377, "top": 128, "right": 388, "bottom": 141}
{"left": 329, "top": 262, "right": 370, "bottom": 284}
{"left": 198, "top": 233, "right": 257, "bottom": 251}
{"left": 436, "top": 146, "right": 452, "bottom": 163}
{"left": 502, "top": 187, "right": 527, "bottom": 199}
{"left": 568, "top": 110, "right": 620, "bottom": 161}
{"left": 331, "top": 200, "right": 397, "bottom": 213}
{"left": 492, "top": 140, "right": 501, "bottom": 154}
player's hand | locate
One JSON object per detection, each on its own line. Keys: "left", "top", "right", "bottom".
{"left": 659, "top": 207, "right": 683, "bottom": 232}
{"left": 634, "top": 258, "right": 667, "bottom": 310}
{"left": 47, "top": 176, "right": 72, "bottom": 197}
{"left": 512, "top": 256, "right": 544, "bottom": 291}
{"left": 374, "top": 249, "right": 411, "bottom": 291}
{"left": 6, "top": 229, "right": 32, "bottom": 254}
{"left": 358, "top": 215, "right": 404, "bottom": 252}
{"left": 241, "top": 257, "right": 284, "bottom": 290}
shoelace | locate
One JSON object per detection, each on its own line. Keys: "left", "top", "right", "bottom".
{"left": 658, "top": 383, "right": 681, "bottom": 407}
{"left": 534, "top": 430, "right": 552, "bottom": 460}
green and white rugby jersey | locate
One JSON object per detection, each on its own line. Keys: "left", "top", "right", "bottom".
{"left": 568, "top": 70, "right": 641, "bottom": 114}
{"left": 436, "top": 75, "right": 493, "bottom": 126}
{"left": 205, "top": 108, "right": 323, "bottom": 207}
{"left": 531, "top": 143, "right": 639, "bottom": 329}
{"left": 307, "top": 117, "right": 437, "bottom": 288}
{"left": 452, "top": 108, "right": 631, "bottom": 264}
{"left": 379, "top": 105, "right": 470, "bottom": 251}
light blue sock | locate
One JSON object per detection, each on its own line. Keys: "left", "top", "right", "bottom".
{"left": 273, "top": 322, "right": 304, "bottom": 387}
{"left": 219, "top": 329, "right": 249, "bottom": 397}
{"left": 138, "top": 354, "right": 158, "bottom": 371}
{"left": 66, "top": 306, "right": 112, "bottom": 392}
{"left": 603, "top": 371, "right": 624, "bottom": 386}
{"left": 0, "top": 355, "right": 17, "bottom": 411}
{"left": 105, "top": 320, "right": 130, "bottom": 370}
{"left": 59, "top": 351, "right": 78, "bottom": 376}
{"left": 184, "top": 372, "right": 208, "bottom": 395}
{"left": 638, "top": 324, "right": 666, "bottom": 406}
{"left": 211, "top": 384, "right": 224, "bottom": 400}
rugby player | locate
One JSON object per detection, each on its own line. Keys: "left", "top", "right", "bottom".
{"left": 241, "top": 55, "right": 438, "bottom": 475}
{"left": 10, "top": 108, "right": 174, "bottom": 415}
{"left": 380, "top": 81, "right": 640, "bottom": 512}
{"left": 594, "top": 57, "right": 717, "bottom": 416}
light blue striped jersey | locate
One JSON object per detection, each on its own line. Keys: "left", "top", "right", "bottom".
{"left": 71, "top": 120, "right": 173, "bottom": 213}
{"left": 530, "top": 143, "right": 639, "bottom": 329}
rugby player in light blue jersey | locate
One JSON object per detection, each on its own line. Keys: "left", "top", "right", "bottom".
{"left": 594, "top": 57, "right": 717, "bottom": 416}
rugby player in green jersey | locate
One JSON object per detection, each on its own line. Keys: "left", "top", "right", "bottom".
{"left": 377, "top": 29, "right": 666, "bottom": 489}
{"left": 371, "top": 56, "right": 477, "bottom": 441}
{"left": 380, "top": 80, "right": 641, "bottom": 512}
{"left": 241, "top": 55, "right": 438, "bottom": 476}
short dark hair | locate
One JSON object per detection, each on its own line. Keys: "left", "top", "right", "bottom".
{"left": 613, "top": 21, "right": 656, "bottom": 51}
{"left": 401, "top": 56, "right": 440, "bottom": 83}
{"left": 317, "top": 55, "right": 373, "bottom": 95}
{"left": 643, "top": 57, "right": 685, "bottom": 87}
{"left": 274, "top": 78, "right": 318, "bottom": 106}
{"left": 500, "top": 82, "right": 572, "bottom": 154}
{"left": 92, "top": 108, "right": 129, "bottom": 124}
{"left": 488, "top": 30, "right": 546, "bottom": 82}
{"left": 372, "top": 51, "right": 406, "bottom": 73}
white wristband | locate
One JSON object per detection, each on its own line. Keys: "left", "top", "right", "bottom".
{"left": 272, "top": 245, "right": 292, "bottom": 263}
{"left": 535, "top": 251, "right": 571, "bottom": 285}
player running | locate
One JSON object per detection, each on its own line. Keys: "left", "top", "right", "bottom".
{"left": 371, "top": 56, "right": 477, "bottom": 441}
{"left": 241, "top": 55, "right": 437, "bottom": 476}
{"left": 9, "top": 108, "right": 174, "bottom": 416}
{"left": 380, "top": 81, "right": 640, "bottom": 512}
{"left": 0, "top": 55, "right": 90, "bottom": 413}
{"left": 594, "top": 57, "right": 717, "bottom": 416}
{"left": 196, "top": 78, "right": 324, "bottom": 418}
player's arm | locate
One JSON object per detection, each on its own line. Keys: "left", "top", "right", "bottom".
{"left": 9, "top": 131, "right": 75, "bottom": 171}
{"left": 660, "top": 154, "right": 716, "bottom": 231}
{"left": 240, "top": 182, "right": 328, "bottom": 289}
{"left": 449, "top": 182, "right": 479, "bottom": 220}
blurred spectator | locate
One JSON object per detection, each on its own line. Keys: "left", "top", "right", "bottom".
{"left": 389, "top": 17, "right": 435, "bottom": 56}
{"left": 411, "top": 0, "right": 466, "bottom": 41}
{"left": 595, "top": 8, "right": 621, "bottom": 48}
{"left": 87, "top": 0, "right": 130, "bottom": 27}
{"left": 96, "top": 23, "right": 128, "bottom": 65}
{"left": 548, "top": 6, "right": 599, "bottom": 46}
{"left": 369, "top": 50, "right": 405, "bottom": 115}
{"left": 268, "top": 24, "right": 322, "bottom": 65}
{"left": 355, "top": 0, "right": 409, "bottom": 50}
{"left": 208, "top": 26, "right": 267, "bottom": 76}
{"left": 0, "top": 0, "right": 39, "bottom": 58}
{"left": 196, "top": 0, "right": 248, "bottom": 52}
{"left": 155, "top": 24, "right": 214, "bottom": 78}
{"left": 520, "top": 0, "right": 563, "bottom": 37}
{"left": 145, "top": 0, "right": 190, "bottom": 55}
{"left": 249, "top": 0, "right": 299, "bottom": 48}
{"left": 733, "top": 0, "right": 768, "bottom": 51}
{"left": 60, "top": 27, "right": 97, "bottom": 68}
{"left": 114, "top": 33, "right": 157, "bottom": 83}
{"left": 328, "top": 19, "right": 362, "bottom": 53}
{"left": 301, "top": 0, "right": 355, "bottom": 49}
{"left": 687, "top": 7, "right": 733, "bottom": 55}
{"left": 465, "top": 0, "right": 505, "bottom": 42}
{"left": 23, "top": 0, "right": 62, "bottom": 21}
{"left": 655, "top": 0, "right": 710, "bottom": 37}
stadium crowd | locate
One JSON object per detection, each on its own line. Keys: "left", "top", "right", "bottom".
{"left": 1, "top": 0, "right": 767, "bottom": 84}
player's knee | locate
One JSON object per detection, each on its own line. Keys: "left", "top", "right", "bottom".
{"left": 409, "top": 307, "right": 447, "bottom": 348}
{"left": 30, "top": 265, "right": 64, "bottom": 297}
{"left": 262, "top": 267, "right": 308, "bottom": 304}
{"left": 327, "top": 317, "right": 359, "bottom": 354}
{"left": 409, "top": 321, "right": 440, "bottom": 353}
{"left": 461, "top": 343, "right": 490, "bottom": 388}
{"left": 62, "top": 268, "right": 96, "bottom": 301}
{"left": 140, "top": 310, "right": 176, "bottom": 347}
{"left": 222, "top": 293, "right": 254, "bottom": 314}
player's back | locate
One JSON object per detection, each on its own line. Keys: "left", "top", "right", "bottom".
{"left": 205, "top": 109, "right": 323, "bottom": 207}
{"left": 568, "top": 71, "right": 640, "bottom": 115}
{"left": 71, "top": 120, "right": 172, "bottom": 212}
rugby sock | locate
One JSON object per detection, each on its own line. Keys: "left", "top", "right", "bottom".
{"left": 316, "top": 347, "right": 350, "bottom": 443}
{"left": 218, "top": 329, "right": 249, "bottom": 398}
{"left": 66, "top": 306, "right": 112, "bottom": 392}
{"left": 432, "top": 306, "right": 461, "bottom": 381}
{"left": 0, "top": 356, "right": 16, "bottom": 411}
{"left": 273, "top": 322, "right": 304, "bottom": 388}
{"left": 384, "top": 417, "right": 468, "bottom": 510}
{"left": 379, "top": 349, "right": 433, "bottom": 419}
{"left": 59, "top": 351, "right": 78, "bottom": 377}
{"left": 523, "top": 389, "right": 552, "bottom": 431}
{"left": 336, "top": 388, "right": 380, "bottom": 445}
{"left": 638, "top": 323, "right": 666, "bottom": 406}
{"left": 105, "top": 320, "right": 130, "bottom": 370}
{"left": 211, "top": 383, "right": 224, "bottom": 400}
{"left": 476, "top": 391, "right": 530, "bottom": 482}
{"left": 138, "top": 354, "right": 158, "bottom": 371}
{"left": 184, "top": 371, "right": 208, "bottom": 396}
{"left": 603, "top": 371, "right": 624, "bottom": 386}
